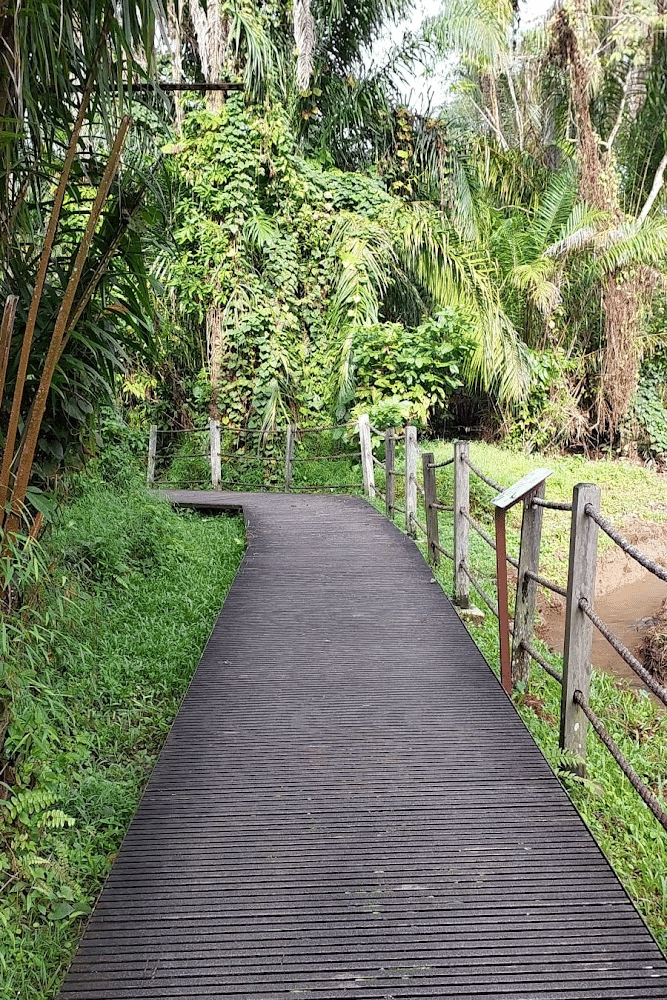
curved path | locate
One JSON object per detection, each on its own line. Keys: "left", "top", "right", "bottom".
{"left": 58, "top": 491, "right": 667, "bottom": 999}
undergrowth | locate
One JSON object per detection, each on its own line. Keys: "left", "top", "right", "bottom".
{"left": 0, "top": 473, "right": 244, "bottom": 1000}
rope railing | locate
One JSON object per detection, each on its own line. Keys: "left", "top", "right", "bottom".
{"left": 412, "top": 514, "right": 428, "bottom": 536}
{"left": 462, "top": 565, "right": 499, "bottom": 619}
{"left": 463, "top": 510, "right": 519, "bottom": 570}
{"left": 371, "top": 454, "right": 385, "bottom": 468}
{"left": 431, "top": 501, "right": 454, "bottom": 512}
{"left": 524, "top": 568, "right": 567, "bottom": 600}
{"left": 294, "top": 452, "right": 357, "bottom": 462}
{"left": 463, "top": 456, "right": 504, "bottom": 493}
{"left": 573, "top": 690, "right": 667, "bottom": 832}
{"left": 463, "top": 510, "right": 496, "bottom": 551}
{"left": 429, "top": 457, "right": 454, "bottom": 469}
{"left": 519, "top": 639, "right": 563, "bottom": 683}
{"left": 585, "top": 505, "right": 667, "bottom": 583}
{"left": 433, "top": 541, "right": 455, "bottom": 561}
{"left": 532, "top": 497, "right": 572, "bottom": 512}
{"left": 579, "top": 598, "right": 667, "bottom": 708}
{"left": 416, "top": 480, "right": 425, "bottom": 497}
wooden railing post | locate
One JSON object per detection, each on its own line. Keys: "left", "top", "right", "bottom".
{"left": 422, "top": 451, "right": 439, "bottom": 566}
{"left": 358, "top": 414, "right": 375, "bottom": 499}
{"left": 512, "top": 481, "right": 546, "bottom": 685}
{"left": 385, "top": 428, "right": 395, "bottom": 519}
{"left": 209, "top": 417, "right": 221, "bottom": 490}
{"left": 284, "top": 423, "right": 296, "bottom": 491}
{"left": 405, "top": 425, "right": 417, "bottom": 537}
{"left": 560, "top": 483, "right": 601, "bottom": 773}
{"left": 147, "top": 425, "right": 157, "bottom": 487}
{"left": 453, "top": 440, "right": 470, "bottom": 607}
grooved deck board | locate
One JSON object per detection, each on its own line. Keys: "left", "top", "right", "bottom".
{"left": 58, "top": 491, "right": 667, "bottom": 999}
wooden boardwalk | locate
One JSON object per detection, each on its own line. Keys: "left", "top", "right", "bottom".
{"left": 58, "top": 491, "right": 667, "bottom": 999}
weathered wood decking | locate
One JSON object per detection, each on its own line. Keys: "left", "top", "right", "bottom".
{"left": 58, "top": 491, "right": 667, "bottom": 999}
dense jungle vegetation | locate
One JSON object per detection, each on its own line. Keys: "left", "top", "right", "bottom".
{"left": 2, "top": 0, "right": 667, "bottom": 994}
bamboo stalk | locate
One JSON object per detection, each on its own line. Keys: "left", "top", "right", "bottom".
{"left": 0, "top": 317, "right": 33, "bottom": 526}
{"left": 0, "top": 295, "right": 17, "bottom": 410}
{"left": 4, "top": 117, "right": 132, "bottom": 538}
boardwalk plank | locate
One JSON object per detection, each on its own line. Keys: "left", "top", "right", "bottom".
{"left": 58, "top": 492, "right": 667, "bottom": 999}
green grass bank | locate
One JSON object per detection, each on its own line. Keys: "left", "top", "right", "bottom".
{"left": 0, "top": 475, "right": 245, "bottom": 1000}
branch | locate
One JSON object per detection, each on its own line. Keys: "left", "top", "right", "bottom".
{"left": 637, "top": 150, "right": 667, "bottom": 225}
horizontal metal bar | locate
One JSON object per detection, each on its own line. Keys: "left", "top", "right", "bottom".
{"left": 524, "top": 568, "right": 567, "bottom": 599}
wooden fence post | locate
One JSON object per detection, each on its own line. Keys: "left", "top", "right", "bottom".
{"left": 560, "top": 483, "right": 601, "bottom": 773}
{"left": 284, "top": 423, "right": 296, "bottom": 491}
{"left": 405, "top": 425, "right": 417, "bottom": 537}
{"left": 147, "top": 425, "right": 157, "bottom": 487}
{"left": 385, "top": 428, "right": 395, "bottom": 519}
{"left": 512, "top": 481, "right": 546, "bottom": 685}
{"left": 358, "top": 414, "right": 375, "bottom": 499}
{"left": 209, "top": 417, "right": 221, "bottom": 490}
{"left": 453, "top": 440, "right": 470, "bottom": 607}
{"left": 422, "top": 451, "right": 439, "bottom": 566}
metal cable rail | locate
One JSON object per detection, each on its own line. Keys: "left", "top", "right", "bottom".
{"left": 524, "top": 568, "right": 568, "bottom": 600}
{"left": 573, "top": 690, "right": 667, "bottom": 832}
{"left": 585, "top": 505, "right": 667, "bottom": 583}
{"left": 463, "top": 456, "right": 504, "bottom": 492}
{"left": 532, "top": 497, "right": 572, "bottom": 512}
{"left": 519, "top": 639, "right": 563, "bottom": 683}
{"left": 579, "top": 598, "right": 667, "bottom": 707}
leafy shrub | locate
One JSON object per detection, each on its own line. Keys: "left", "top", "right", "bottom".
{"left": 350, "top": 309, "right": 473, "bottom": 427}
{"left": 633, "top": 349, "right": 667, "bottom": 458}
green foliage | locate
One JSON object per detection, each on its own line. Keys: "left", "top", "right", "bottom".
{"left": 633, "top": 349, "right": 667, "bottom": 458}
{"left": 348, "top": 310, "right": 473, "bottom": 427}
{"left": 508, "top": 347, "right": 581, "bottom": 452}
{"left": 0, "top": 467, "right": 244, "bottom": 999}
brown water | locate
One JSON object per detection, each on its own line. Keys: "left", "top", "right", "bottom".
{"left": 540, "top": 572, "right": 667, "bottom": 694}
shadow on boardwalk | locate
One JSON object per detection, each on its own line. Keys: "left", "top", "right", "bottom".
{"left": 58, "top": 492, "right": 667, "bottom": 999}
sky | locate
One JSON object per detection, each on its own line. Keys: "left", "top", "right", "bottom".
{"left": 376, "top": 0, "right": 555, "bottom": 111}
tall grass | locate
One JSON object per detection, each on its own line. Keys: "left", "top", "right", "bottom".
{"left": 0, "top": 474, "right": 244, "bottom": 1000}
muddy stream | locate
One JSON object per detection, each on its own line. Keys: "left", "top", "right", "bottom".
{"left": 537, "top": 520, "right": 667, "bottom": 695}
{"left": 539, "top": 573, "right": 666, "bottom": 694}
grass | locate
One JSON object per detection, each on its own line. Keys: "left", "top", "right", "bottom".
{"left": 372, "top": 434, "right": 667, "bottom": 954}
{"left": 0, "top": 473, "right": 245, "bottom": 1000}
